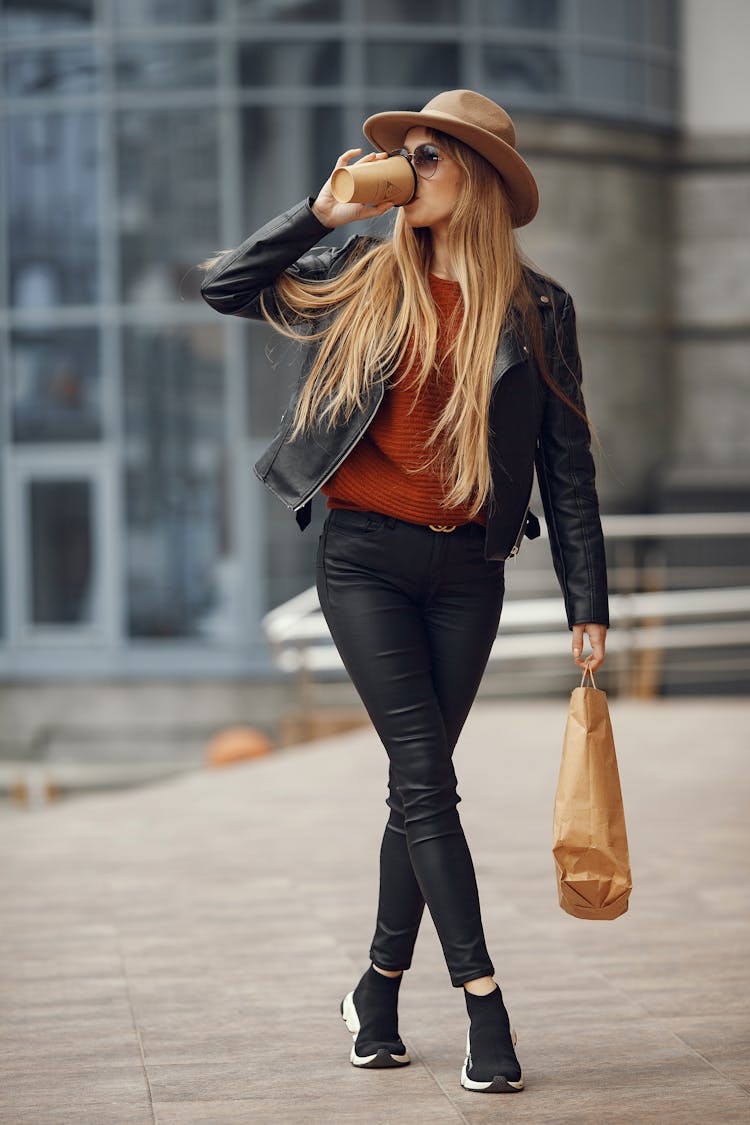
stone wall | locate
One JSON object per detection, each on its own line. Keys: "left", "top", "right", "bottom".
{"left": 516, "top": 118, "right": 676, "bottom": 513}
{"left": 511, "top": 115, "right": 749, "bottom": 516}
{"left": 665, "top": 132, "right": 750, "bottom": 510}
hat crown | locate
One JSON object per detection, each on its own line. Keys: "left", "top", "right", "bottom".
{"left": 361, "top": 88, "right": 538, "bottom": 226}
{"left": 420, "top": 89, "right": 516, "bottom": 150}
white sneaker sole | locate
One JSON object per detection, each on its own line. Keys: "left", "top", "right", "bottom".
{"left": 460, "top": 1025, "right": 524, "bottom": 1092}
{"left": 340, "top": 990, "right": 411, "bottom": 1068}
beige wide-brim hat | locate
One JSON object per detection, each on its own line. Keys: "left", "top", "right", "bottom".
{"left": 363, "top": 89, "right": 539, "bottom": 228}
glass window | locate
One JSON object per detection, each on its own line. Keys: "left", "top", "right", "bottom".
{"left": 578, "top": 51, "right": 630, "bottom": 109}
{"left": 238, "top": 40, "right": 342, "bottom": 87}
{"left": 245, "top": 323, "right": 303, "bottom": 440}
{"left": 11, "top": 327, "right": 102, "bottom": 443}
{"left": 122, "top": 324, "right": 233, "bottom": 640}
{"left": 240, "top": 105, "right": 342, "bottom": 231}
{"left": 480, "top": 0, "right": 560, "bottom": 29}
{"left": 364, "top": 96, "right": 422, "bottom": 117}
{"left": 4, "top": 46, "right": 98, "bottom": 97}
{"left": 366, "top": 43, "right": 460, "bottom": 88}
{"left": 114, "top": 42, "right": 218, "bottom": 90}
{"left": 262, "top": 487, "right": 323, "bottom": 613}
{"left": 113, "top": 0, "right": 218, "bottom": 22}
{"left": 482, "top": 45, "right": 562, "bottom": 96}
{"left": 117, "top": 108, "right": 220, "bottom": 304}
{"left": 646, "top": 63, "right": 677, "bottom": 115}
{"left": 237, "top": 0, "right": 341, "bottom": 21}
{"left": 577, "top": 0, "right": 635, "bottom": 43}
{"left": 363, "top": 0, "right": 459, "bottom": 21}
{"left": 645, "top": 0, "right": 678, "bottom": 48}
{"left": 1, "top": 0, "right": 93, "bottom": 36}
{"left": 28, "top": 479, "right": 94, "bottom": 625}
{"left": 0, "top": 338, "right": 3, "bottom": 636}
{"left": 6, "top": 112, "right": 100, "bottom": 308}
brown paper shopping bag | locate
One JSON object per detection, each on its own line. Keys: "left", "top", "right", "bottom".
{"left": 553, "top": 667, "right": 632, "bottom": 920}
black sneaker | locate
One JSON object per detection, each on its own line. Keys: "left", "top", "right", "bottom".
{"left": 460, "top": 985, "right": 524, "bottom": 1093}
{"left": 340, "top": 966, "right": 410, "bottom": 1069}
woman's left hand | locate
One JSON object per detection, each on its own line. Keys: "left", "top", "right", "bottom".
{"left": 572, "top": 623, "right": 607, "bottom": 672}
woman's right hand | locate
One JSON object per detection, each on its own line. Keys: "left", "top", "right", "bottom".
{"left": 311, "top": 148, "right": 395, "bottom": 229}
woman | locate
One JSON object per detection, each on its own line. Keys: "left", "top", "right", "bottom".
{"left": 200, "top": 89, "right": 609, "bottom": 1095}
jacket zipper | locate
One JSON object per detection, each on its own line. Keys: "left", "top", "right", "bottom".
{"left": 290, "top": 383, "right": 385, "bottom": 513}
{"left": 508, "top": 499, "right": 531, "bottom": 558}
{"left": 509, "top": 436, "right": 541, "bottom": 557}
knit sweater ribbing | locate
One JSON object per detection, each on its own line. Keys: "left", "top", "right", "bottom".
{"left": 322, "top": 274, "right": 487, "bottom": 527}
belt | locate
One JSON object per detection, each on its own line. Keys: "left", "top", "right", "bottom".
{"left": 427, "top": 522, "right": 485, "bottom": 538}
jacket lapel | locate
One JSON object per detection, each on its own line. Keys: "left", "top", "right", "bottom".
{"left": 492, "top": 326, "right": 527, "bottom": 390}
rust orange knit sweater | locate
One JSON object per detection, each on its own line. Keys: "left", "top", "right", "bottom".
{"left": 322, "top": 274, "right": 487, "bottom": 527}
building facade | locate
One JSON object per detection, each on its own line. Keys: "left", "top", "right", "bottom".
{"left": 2, "top": 0, "right": 744, "bottom": 694}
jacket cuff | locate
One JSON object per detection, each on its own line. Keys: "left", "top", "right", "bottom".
{"left": 304, "top": 196, "right": 334, "bottom": 234}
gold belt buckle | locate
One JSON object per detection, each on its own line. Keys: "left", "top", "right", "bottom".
{"left": 429, "top": 524, "right": 457, "bottom": 533}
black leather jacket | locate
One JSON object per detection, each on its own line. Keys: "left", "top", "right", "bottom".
{"left": 200, "top": 198, "right": 609, "bottom": 629}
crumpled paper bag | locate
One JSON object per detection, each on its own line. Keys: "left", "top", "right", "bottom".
{"left": 553, "top": 670, "right": 632, "bottom": 920}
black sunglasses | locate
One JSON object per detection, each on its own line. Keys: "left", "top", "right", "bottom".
{"left": 388, "top": 143, "right": 442, "bottom": 180}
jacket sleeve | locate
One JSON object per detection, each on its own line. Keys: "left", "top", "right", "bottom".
{"left": 199, "top": 197, "right": 360, "bottom": 322}
{"left": 534, "top": 293, "right": 610, "bottom": 630}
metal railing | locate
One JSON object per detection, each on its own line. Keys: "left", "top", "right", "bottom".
{"left": 262, "top": 513, "right": 750, "bottom": 698}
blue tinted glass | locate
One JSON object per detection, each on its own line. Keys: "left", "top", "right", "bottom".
{"left": 122, "top": 324, "right": 229, "bottom": 639}
{"left": 646, "top": 0, "right": 678, "bottom": 47}
{"left": 238, "top": 41, "right": 342, "bottom": 86}
{"left": 262, "top": 484, "right": 321, "bottom": 612}
{"left": 246, "top": 323, "right": 303, "bottom": 439}
{"left": 113, "top": 0, "right": 217, "bottom": 21}
{"left": 578, "top": 51, "right": 631, "bottom": 108}
{"left": 480, "top": 0, "right": 560, "bottom": 29}
{"left": 366, "top": 42, "right": 460, "bottom": 87}
{"left": 241, "top": 105, "right": 342, "bottom": 230}
{"left": 364, "top": 0, "right": 459, "bottom": 20}
{"left": 11, "top": 328, "right": 102, "bottom": 443}
{"left": 237, "top": 0, "right": 340, "bottom": 20}
{"left": 646, "top": 63, "right": 677, "bottom": 114}
{"left": 2, "top": 0, "right": 93, "bottom": 35}
{"left": 577, "top": 0, "right": 635, "bottom": 41}
{"left": 114, "top": 42, "right": 217, "bottom": 88}
{"left": 29, "top": 479, "right": 94, "bottom": 626}
{"left": 4, "top": 47, "right": 97, "bottom": 96}
{"left": 482, "top": 45, "right": 561, "bottom": 96}
{"left": 6, "top": 112, "right": 100, "bottom": 307}
{"left": 117, "top": 108, "right": 220, "bottom": 303}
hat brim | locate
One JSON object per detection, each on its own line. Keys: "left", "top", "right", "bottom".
{"left": 362, "top": 108, "right": 539, "bottom": 228}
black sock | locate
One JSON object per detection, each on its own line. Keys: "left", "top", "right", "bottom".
{"left": 352, "top": 965, "right": 403, "bottom": 1051}
{"left": 464, "top": 985, "right": 522, "bottom": 1083}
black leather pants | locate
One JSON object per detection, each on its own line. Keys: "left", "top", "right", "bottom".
{"left": 316, "top": 508, "right": 505, "bottom": 987}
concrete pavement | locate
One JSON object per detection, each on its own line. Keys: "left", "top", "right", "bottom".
{"left": 1, "top": 697, "right": 749, "bottom": 1124}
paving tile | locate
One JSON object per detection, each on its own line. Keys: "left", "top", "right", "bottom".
{"left": 0, "top": 1105, "right": 154, "bottom": 1125}
{"left": 154, "top": 1097, "right": 463, "bottom": 1125}
{"left": 669, "top": 1014, "right": 750, "bottom": 1089}
{"left": 146, "top": 1057, "right": 445, "bottom": 1104}
{"left": 448, "top": 1081, "right": 750, "bottom": 1125}
{"left": 0, "top": 1025, "right": 143, "bottom": 1069}
{"left": 0, "top": 1065, "right": 151, "bottom": 1112}
{"left": 0, "top": 952, "right": 125, "bottom": 984}
{"left": 0, "top": 976, "right": 131, "bottom": 1012}
{"left": 1, "top": 699, "right": 749, "bottom": 1125}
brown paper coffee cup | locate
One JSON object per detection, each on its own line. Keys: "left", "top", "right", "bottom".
{"left": 331, "top": 155, "right": 417, "bottom": 206}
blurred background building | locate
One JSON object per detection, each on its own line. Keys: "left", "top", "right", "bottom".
{"left": 0, "top": 0, "right": 748, "bottom": 763}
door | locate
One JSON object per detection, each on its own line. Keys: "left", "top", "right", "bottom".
{"left": 5, "top": 449, "right": 117, "bottom": 648}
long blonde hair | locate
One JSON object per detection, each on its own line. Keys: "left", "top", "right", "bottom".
{"left": 203, "top": 130, "right": 593, "bottom": 517}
